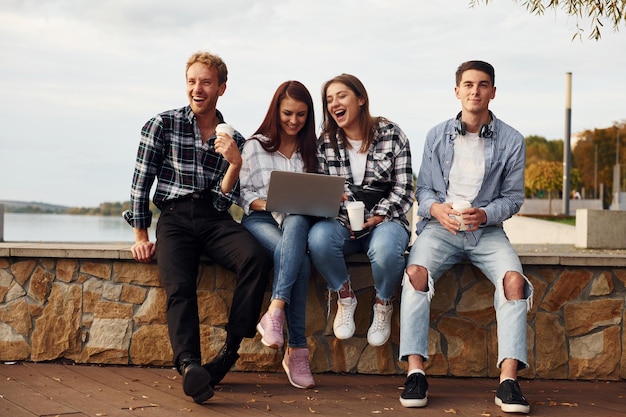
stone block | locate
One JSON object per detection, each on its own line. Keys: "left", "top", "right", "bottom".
{"left": 56, "top": 259, "right": 77, "bottom": 282}
{"left": 357, "top": 343, "right": 396, "bottom": 374}
{"left": 81, "top": 261, "right": 112, "bottom": 279}
{"left": 114, "top": 261, "right": 160, "bottom": 286}
{"left": 0, "top": 322, "right": 29, "bottom": 361}
{"left": 11, "top": 260, "right": 35, "bottom": 285}
{"left": 120, "top": 284, "right": 147, "bottom": 305}
{"left": 564, "top": 299, "right": 623, "bottom": 337}
{"left": 535, "top": 312, "right": 568, "bottom": 379}
{"left": 526, "top": 272, "right": 547, "bottom": 318}
{"left": 328, "top": 337, "right": 368, "bottom": 373}
{"left": 424, "top": 329, "right": 448, "bottom": 375}
{"left": 0, "top": 298, "right": 31, "bottom": 336}
{"left": 130, "top": 324, "right": 172, "bottom": 366}
{"left": 569, "top": 327, "right": 621, "bottom": 380}
{"left": 197, "top": 290, "right": 229, "bottom": 326}
{"left": 456, "top": 280, "right": 495, "bottom": 325}
{"left": 94, "top": 300, "right": 132, "bottom": 320}
{"left": 430, "top": 270, "right": 458, "bottom": 321}
{"left": 622, "top": 310, "right": 626, "bottom": 380}
{"left": 542, "top": 269, "right": 593, "bottom": 312}
{"left": 590, "top": 271, "right": 613, "bottom": 296}
{"left": 309, "top": 335, "right": 331, "bottom": 373}
{"left": 83, "top": 317, "right": 132, "bottom": 364}
{"left": 31, "top": 283, "right": 82, "bottom": 362}
{"left": 4, "top": 281, "right": 25, "bottom": 303}
{"left": 134, "top": 288, "right": 166, "bottom": 325}
{"left": 102, "top": 282, "right": 123, "bottom": 301}
{"left": 28, "top": 266, "right": 55, "bottom": 303}
{"left": 438, "top": 316, "right": 487, "bottom": 376}
{"left": 576, "top": 209, "right": 626, "bottom": 249}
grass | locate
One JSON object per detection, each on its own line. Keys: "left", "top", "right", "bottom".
{"left": 527, "top": 215, "right": 576, "bottom": 226}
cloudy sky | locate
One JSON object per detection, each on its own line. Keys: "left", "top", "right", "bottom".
{"left": 1, "top": 0, "right": 625, "bottom": 207}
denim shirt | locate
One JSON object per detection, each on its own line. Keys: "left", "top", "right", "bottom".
{"left": 416, "top": 113, "right": 525, "bottom": 244}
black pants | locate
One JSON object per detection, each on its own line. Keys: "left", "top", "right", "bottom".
{"left": 156, "top": 197, "right": 271, "bottom": 368}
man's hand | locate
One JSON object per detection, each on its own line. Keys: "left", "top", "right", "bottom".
{"left": 131, "top": 228, "right": 156, "bottom": 263}
{"left": 460, "top": 207, "right": 487, "bottom": 232}
{"left": 430, "top": 202, "right": 486, "bottom": 234}
{"left": 214, "top": 133, "right": 242, "bottom": 168}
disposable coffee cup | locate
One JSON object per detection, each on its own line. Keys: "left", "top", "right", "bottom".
{"left": 215, "top": 123, "right": 234, "bottom": 137}
{"left": 346, "top": 201, "right": 365, "bottom": 231}
{"left": 452, "top": 200, "right": 472, "bottom": 231}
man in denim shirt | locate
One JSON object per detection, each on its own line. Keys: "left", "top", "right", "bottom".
{"left": 126, "top": 51, "right": 270, "bottom": 404}
{"left": 399, "top": 61, "right": 533, "bottom": 414}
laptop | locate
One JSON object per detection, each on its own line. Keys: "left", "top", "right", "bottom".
{"left": 265, "top": 171, "right": 345, "bottom": 217}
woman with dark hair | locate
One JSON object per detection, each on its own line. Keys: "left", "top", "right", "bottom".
{"left": 308, "top": 74, "right": 414, "bottom": 348}
{"left": 239, "top": 80, "right": 317, "bottom": 389}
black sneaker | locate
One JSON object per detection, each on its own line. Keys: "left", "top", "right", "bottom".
{"left": 179, "top": 355, "right": 213, "bottom": 403}
{"left": 399, "top": 372, "right": 428, "bottom": 408}
{"left": 203, "top": 345, "right": 240, "bottom": 387}
{"left": 495, "top": 379, "right": 530, "bottom": 413}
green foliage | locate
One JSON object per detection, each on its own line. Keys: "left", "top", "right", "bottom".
{"left": 471, "top": 0, "right": 626, "bottom": 40}
{"left": 526, "top": 135, "right": 563, "bottom": 166}
{"left": 65, "top": 201, "right": 160, "bottom": 216}
{"left": 525, "top": 161, "right": 564, "bottom": 194}
{"left": 572, "top": 124, "right": 625, "bottom": 207}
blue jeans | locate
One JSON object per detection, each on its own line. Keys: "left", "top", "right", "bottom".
{"left": 241, "top": 212, "right": 313, "bottom": 348}
{"left": 400, "top": 221, "right": 533, "bottom": 369}
{"left": 308, "top": 219, "right": 409, "bottom": 301}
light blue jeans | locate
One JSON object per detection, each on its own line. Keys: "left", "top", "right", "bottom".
{"left": 308, "top": 219, "right": 409, "bottom": 301}
{"left": 400, "top": 221, "right": 532, "bottom": 369}
{"left": 241, "top": 212, "right": 313, "bottom": 348}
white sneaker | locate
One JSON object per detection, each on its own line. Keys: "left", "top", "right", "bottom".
{"left": 333, "top": 296, "right": 357, "bottom": 339}
{"left": 367, "top": 303, "right": 393, "bottom": 346}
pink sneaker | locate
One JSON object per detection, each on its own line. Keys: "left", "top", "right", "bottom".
{"left": 282, "top": 348, "right": 315, "bottom": 389}
{"left": 256, "top": 309, "right": 285, "bottom": 349}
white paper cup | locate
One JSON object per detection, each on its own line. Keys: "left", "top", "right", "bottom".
{"left": 452, "top": 200, "right": 472, "bottom": 231}
{"left": 346, "top": 201, "right": 365, "bottom": 231}
{"left": 215, "top": 123, "right": 234, "bottom": 137}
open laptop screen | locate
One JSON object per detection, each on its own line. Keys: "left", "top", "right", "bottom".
{"left": 265, "top": 171, "right": 345, "bottom": 218}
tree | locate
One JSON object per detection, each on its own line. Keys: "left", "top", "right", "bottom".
{"left": 572, "top": 123, "right": 625, "bottom": 207}
{"left": 471, "top": 0, "right": 626, "bottom": 40}
{"left": 526, "top": 160, "right": 581, "bottom": 214}
{"left": 526, "top": 135, "right": 563, "bottom": 167}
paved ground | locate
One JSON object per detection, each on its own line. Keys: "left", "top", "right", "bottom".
{"left": 1, "top": 362, "right": 624, "bottom": 416}
{"left": 504, "top": 215, "right": 576, "bottom": 245}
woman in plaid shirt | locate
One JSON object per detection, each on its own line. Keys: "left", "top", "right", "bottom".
{"left": 308, "top": 74, "right": 414, "bottom": 348}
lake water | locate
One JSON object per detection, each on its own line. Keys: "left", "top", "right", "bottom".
{"left": 1, "top": 213, "right": 155, "bottom": 243}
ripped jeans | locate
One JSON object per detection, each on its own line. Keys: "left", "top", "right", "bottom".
{"left": 400, "top": 221, "right": 533, "bottom": 369}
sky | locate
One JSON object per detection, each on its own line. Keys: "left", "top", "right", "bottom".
{"left": 1, "top": 0, "right": 625, "bottom": 208}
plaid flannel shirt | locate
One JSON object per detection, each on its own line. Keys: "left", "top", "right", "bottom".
{"left": 316, "top": 119, "right": 414, "bottom": 233}
{"left": 128, "top": 106, "right": 243, "bottom": 230}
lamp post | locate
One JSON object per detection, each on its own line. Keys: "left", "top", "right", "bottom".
{"left": 562, "top": 72, "right": 572, "bottom": 215}
{"left": 613, "top": 124, "right": 622, "bottom": 209}
{"left": 594, "top": 143, "right": 598, "bottom": 199}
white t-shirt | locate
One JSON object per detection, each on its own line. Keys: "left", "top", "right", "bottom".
{"left": 346, "top": 138, "right": 367, "bottom": 186}
{"left": 446, "top": 132, "right": 485, "bottom": 203}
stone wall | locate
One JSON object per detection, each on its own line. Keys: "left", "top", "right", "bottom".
{"left": 0, "top": 243, "right": 625, "bottom": 381}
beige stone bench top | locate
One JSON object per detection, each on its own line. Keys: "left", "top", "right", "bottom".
{"left": 1, "top": 242, "right": 625, "bottom": 267}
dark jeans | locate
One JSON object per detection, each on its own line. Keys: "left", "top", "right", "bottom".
{"left": 156, "top": 196, "right": 271, "bottom": 368}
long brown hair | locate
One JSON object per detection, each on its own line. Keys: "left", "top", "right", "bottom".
{"left": 320, "top": 74, "right": 380, "bottom": 153}
{"left": 253, "top": 80, "right": 318, "bottom": 173}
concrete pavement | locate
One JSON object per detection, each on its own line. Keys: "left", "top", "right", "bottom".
{"left": 504, "top": 215, "right": 576, "bottom": 245}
